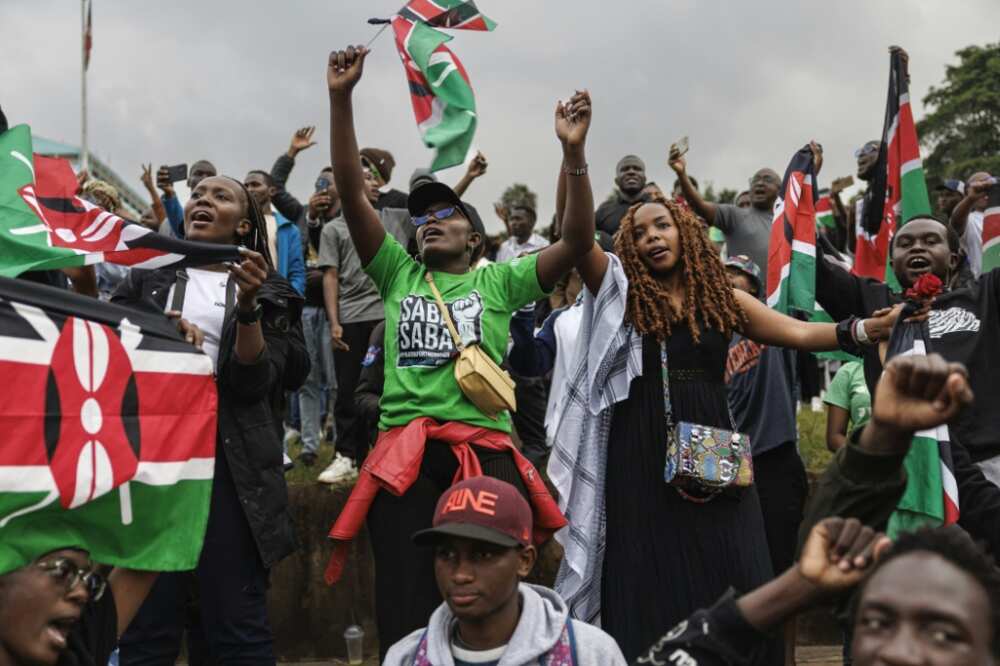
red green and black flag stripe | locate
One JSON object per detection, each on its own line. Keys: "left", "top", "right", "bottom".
{"left": 391, "top": 1, "right": 496, "bottom": 171}
{"left": 0, "top": 125, "right": 240, "bottom": 277}
{"left": 853, "top": 49, "right": 932, "bottom": 282}
{"left": 0, "top": 275, "right": 217, "bottom": 574}
{"left": 766, "top": 145, "right": 818, "bottom": 316}
{"left": 398, "top": 0, "right": 497, "bottom": 31}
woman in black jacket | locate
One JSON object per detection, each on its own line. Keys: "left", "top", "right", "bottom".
{"left": 112, "top": 175, "right": 307, "bottom": 664}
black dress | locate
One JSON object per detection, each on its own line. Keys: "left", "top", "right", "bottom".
{"left": 601, "top": 328, "right": 776, "bottom": 662}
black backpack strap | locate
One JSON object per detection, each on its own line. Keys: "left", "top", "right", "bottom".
{"left": 224, "top": 274, "right": 237, "bottom": 317}
{"left": 170, "top": 269, "right": 189, "bottom": 312}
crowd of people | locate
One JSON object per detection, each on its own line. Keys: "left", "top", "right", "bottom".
{"left": 2, "top": 39, "right": 1000, "bottom": 666}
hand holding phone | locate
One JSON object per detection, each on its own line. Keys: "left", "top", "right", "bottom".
{"left": 165, "top": 164, "right": 188, "bottom": 184}
{"left": 669, "top": 136, "right": 689, "bottom": 160}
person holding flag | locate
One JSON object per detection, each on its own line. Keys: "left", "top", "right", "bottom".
{"left": 111, "top": 175, "right": 309, "bottom": 664}
{"left": 323, "top": 40, "right": 599, "bottom": 657}
{"left": 815, "top": 213, "right": 1000, "bottom": 555}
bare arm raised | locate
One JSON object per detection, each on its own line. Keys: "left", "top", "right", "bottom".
{"left": 327, "top": 45, "right": 385, "bottom": 265}
{"left": 534, "top": 91, "right": 598, "bottom": 292}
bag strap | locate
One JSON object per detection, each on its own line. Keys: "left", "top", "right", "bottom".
{"left": 171, "top": 268, "right": 238, "bottom": 317}
{"left": 170, "top": 269, "right": 189, "bottom": 312}
{"left": 660, "top": 341, "right": 674, "bottom": 427}
{"left": 424, "top": 272, "right": 465, "bottom": 351}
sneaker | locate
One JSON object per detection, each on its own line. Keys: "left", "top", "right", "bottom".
{"left": 298, "top": 451, "right": 318, "bottom": 467}
{"left": 282, "top": 452, "right": 295, "bottom": 472}
{"left": 283, "top": 428, "right": 301, "bottom": 448}
{"left": 317, "top": 453, "right": 358, "bottom": 484}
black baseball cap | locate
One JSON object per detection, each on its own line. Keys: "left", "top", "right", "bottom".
{"left": 407, "top": 181, "right": 470, "bottom": 220}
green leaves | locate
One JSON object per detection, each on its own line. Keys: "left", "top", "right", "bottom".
{"left": 917, "top": 42, "right": 1000, "bottom": 185}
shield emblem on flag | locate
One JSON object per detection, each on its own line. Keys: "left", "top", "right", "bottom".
{"left": 45, "top": 317, "right": 140, "bottom": 509}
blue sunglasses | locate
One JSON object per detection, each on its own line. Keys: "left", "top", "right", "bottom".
{"left": 411, "top": 206, "right": 457, "bottom": 227}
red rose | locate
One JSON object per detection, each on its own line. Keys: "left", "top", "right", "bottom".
{"left": 904, "top": 273, "right": 943, "bottom": 302}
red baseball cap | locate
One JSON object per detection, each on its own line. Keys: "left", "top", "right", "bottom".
{"left": 413, "top": 477, "right": 533, "bottom": 548}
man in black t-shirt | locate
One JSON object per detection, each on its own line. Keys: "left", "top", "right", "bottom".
{"left": 595, "top": 155, "right": 647, "bottom": 235}
{"left": 816, "top": 216, "right": 1000, "bottom": 559}
{"left": 0, "top": 548, "right": 156, "bottom": 666}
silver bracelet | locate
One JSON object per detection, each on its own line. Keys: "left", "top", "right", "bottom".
{"left": 562, "top": 163, "right": 589, "bottom": 177}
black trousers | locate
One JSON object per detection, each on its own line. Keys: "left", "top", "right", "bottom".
{"left": 753, "top": 441, "right": 809, "bottom": 574}
{"left": 367, "top": 442, "right": 528, "bottom": 662}
{"left": 118, "top": 453, "right": 274, "bottom": 665}
{"left": 511, "top": 374, "right": 549, "bottom": 468}
{"left": 333, "top": 319, "right": 381, "bottom": 461}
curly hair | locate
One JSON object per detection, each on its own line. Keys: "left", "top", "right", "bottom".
{"left": 614, "top": 195, "right": 745, "bottom": 343}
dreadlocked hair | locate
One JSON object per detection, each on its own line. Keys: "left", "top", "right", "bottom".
{"left": 223, "top": 176, "right": 275, "bottom": 271}
{"left": 614, "top": 194, "right": 746, "bottom": 343}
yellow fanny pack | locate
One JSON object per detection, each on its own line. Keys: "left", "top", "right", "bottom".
{"left": 424, "top": 272, "right": 517, "bottom": 420}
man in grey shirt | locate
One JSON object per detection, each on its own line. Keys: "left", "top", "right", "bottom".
{"left": 670, "top": 152, "right": 780, "bottom": 271}
{"left": 316, "top": 167, "right": 399, "bottom": 483}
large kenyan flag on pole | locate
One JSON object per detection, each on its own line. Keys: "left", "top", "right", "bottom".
{"left": 0, "top": 124, "right": 240, "bottom": 278}
{"left": 766, "top": 145, "right": 818, "bottom": 316}
{"left": 391, "top": 1, "right": 496, "bottom": 172}
{"left": 980, "top": 183, "right": 1000, "bottom": 274}
{"left": 854, "top": 49, "right": 932, "bottom": 282}
{"left": 0, "top": 276, "right": 217, "bottom": 574}
{"left": 884, "top": 306, "right": 960, "bottom": 539}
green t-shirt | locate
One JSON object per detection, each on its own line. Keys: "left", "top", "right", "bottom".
{"left": 824, "top": 361, "right": 872, "bottom": 429}
{"left": 364, "top": 234, "right": 548, "bottom": 432}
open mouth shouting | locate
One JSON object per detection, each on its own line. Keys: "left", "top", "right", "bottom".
{"left": 906, "top": 254, "right": 932, "bottom": 276}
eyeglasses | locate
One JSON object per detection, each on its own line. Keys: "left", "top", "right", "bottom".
{"left": 854, "top": 143, "right": 880, "bottom": 159}
{"left": 412, "top": 206, "right": 457, "bottom": 227}
{"left": 37, "top": 557, "right": 107, "bottom": 601}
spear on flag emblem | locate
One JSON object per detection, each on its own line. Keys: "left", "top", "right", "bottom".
{"left": 377, "top": 1, "right": 496, "bottom": 171}
{"left": 0, "top": 277, "right": 217, "bottom": 574}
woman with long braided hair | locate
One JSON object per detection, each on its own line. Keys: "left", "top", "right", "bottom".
{"left": 549, "top": 190, "right": 895, "bottom": 662}
{"left": 112, "top": 175, "right": 308, "bottom": 663}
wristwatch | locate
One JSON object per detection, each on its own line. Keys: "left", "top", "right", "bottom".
{"left": 236, "top": 303, "right": 263, "bottom": 325}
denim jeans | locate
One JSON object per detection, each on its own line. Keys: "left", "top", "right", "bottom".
{"left": 300, "top": 305, "right": 335, "bottom": 454}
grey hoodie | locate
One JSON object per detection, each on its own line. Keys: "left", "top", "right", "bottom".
{"left": 383, "top": 583, "right": 626, "bottom": 666}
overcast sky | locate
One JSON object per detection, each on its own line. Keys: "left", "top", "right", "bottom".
{"left": 3, "top": 1, "right": 998, "bottom": 232}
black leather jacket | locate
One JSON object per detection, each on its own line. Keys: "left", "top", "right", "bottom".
{"left": 112, "top": 267, "right": 308, "bottom": 567}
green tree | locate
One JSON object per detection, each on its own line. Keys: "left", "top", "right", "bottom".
{"left": 717, "top": 188, "right": 738, "bottom": 204}
{"left": 917, "top": 42, "right": 1000, "bottom": 185}
{"left": 501, "top": 183, "right": 537, "bottom": 210}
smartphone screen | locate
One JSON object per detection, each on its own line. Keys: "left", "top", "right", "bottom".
{"left": 166, "top": 164, "right": 188, "bottom": 183}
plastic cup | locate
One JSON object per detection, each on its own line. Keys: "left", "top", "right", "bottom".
{"left": 343, "top": 624, "right": 364, "bottom": 665}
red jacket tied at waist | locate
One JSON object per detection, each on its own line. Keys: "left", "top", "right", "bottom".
{"left": 324, "top": 418, "right": 566, "bottom": 585}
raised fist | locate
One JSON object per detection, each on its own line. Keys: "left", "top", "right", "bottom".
{"left": 328, "top": 45, "right": 369, "bottom": 95}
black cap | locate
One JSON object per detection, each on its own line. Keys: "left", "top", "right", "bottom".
{"left": 407, "top": 181, "right": 469, "bottom": 219}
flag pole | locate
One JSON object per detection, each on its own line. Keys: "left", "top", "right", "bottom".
{"left": 80, "top": 0, "right": 89, "bottom": 172}
{"left": 365, "top": 18, "right": 391, "bottom": 49}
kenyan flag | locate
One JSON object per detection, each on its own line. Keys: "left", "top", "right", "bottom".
{"left": 766, "top": 145, "right": 818, "bottom": 316}
{"left": 981, "top": 183, "right": 1000, "bottom": 274}
{"left": 391, "top": 1, "right": 496, "bottom": 171}
{"left": 399, "top": 0, "right": 496, "bottom": 30}
{"left": 0, "top": 124, "right": 239, "bottom": 278}
{"left": 884, "top": 310, "right": 959, "bottom": 538}
{"left": 854, "top": 49, "right": 932, "bottom": 283}
{"left": 815, "top": 189, "right": 836, "bottom": 231}
{"left": 0, "top": 276, "right": 217, "bottom": 574}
